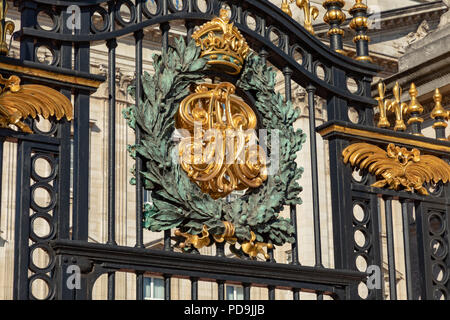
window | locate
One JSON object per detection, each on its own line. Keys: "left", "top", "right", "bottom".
{"left": 143, "top": 277, "right": 164, "bottom": 300}
{"left": 143, "top": 189, "right": 152, "bottom": 205}
{"left": 226, "top": 285, "right": 244, "bottom": 300}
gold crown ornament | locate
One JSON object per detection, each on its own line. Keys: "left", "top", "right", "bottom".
{"left": 192, "top": 9, "right": 250, "bottom": 75}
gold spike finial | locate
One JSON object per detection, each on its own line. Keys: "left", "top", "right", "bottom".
{"left": 431, "top": 88, "right": 449, "bottom": 129}
{"left": 405, "top": 83, "right": 424, "bottom": 135}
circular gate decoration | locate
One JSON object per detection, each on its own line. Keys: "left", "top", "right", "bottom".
{"left": 124, "top": 9, "right": 306, "bottom": 259}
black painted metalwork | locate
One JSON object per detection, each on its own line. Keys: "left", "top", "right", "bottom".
{"left": 1, "top": 0, "right": 447, "bottom": 301}
{"left": 191, "top": 277, "right": 198, "bottom": 300}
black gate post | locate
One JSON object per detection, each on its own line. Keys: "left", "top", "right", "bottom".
{"left": 325, "top": 66, "right": 382, "bottom": 300}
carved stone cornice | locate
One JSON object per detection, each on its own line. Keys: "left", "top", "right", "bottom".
{"left": 315, "top": 1, "right": 447, "bottom": 39}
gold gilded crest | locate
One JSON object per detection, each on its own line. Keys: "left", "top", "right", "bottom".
{"left": 176, "top": 82, "right": 267, "bottom": 199}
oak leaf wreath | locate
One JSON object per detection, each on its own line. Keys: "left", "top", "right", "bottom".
{"left": 123, "top": 37, "right": 306, "bottom": 255}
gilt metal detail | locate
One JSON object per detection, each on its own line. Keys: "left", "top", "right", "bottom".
{"left": 191, "top": 9, "right": 249, "bottom": 75}
{"left": 343, "top": 143, "right": 450, "bottom": 195}
{"left": 0, "top": 75, "right": 73, "bottom": 133}
{"left": 281, "top": 0, "right": 319, "bottom": 35}
{"left": 176, "top": 82, "right": 267, "bottom": 199}
{"left": 0, "top": 0, "right": 14, "bottom": 56}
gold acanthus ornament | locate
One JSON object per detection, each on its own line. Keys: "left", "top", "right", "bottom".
{"left": 343, "top": 143, "right": 450, "bottom": 195}
{"left": 281, "top": 0, "right": 319, "bottom": 35}
{"left": 0, "top": 75, "right": 73, "bottom": 133}
{"left": 176, "top": 82, "right": 267, "bottom": 199}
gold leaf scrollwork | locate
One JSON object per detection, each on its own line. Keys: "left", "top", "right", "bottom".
{"left": 176, "top": 82, "right": 268, "bottom": 199}
{"left": 175, "top": 225, "right": 211, "bottom": 250}
{"left": 212, "top": 221, "right": 237, "bottom": 244}
{"left": 0, "top": 75, "right": 73, "bottom": 133}
{"left": 241, "top": 231, "right": 273, "bottom": 260}
{"left": 175, "top": 222, "right": 273, "bottom": 260}
{"left": 343, "top": 143, "right": 450, "bottom": 195}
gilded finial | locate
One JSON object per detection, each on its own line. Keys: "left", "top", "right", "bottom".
{"left": 281, "top": 0, "right": 319, "bottom": 35}
{"left": 349, "top": 0, "right": 372, "bottom": 62}
{"left": 281, "top": 0, "right": 293, "bottom": 17}
{"left": 387, "top": 82, "right": 408, "bottom": 132}
{"left": 375, "top": 81, "right": 391, "bottom": 128}
{"left": 296, "top": 0, "right": 320, "bottom": 35}
{"left": 323, "top": 0, "right": 347, "bottom": 54}
{"left": 405, "top": 83, "right": 424, "bottom": 135}
{"left": 431, "top": 88, "right": 449, "bottom": 135}
{"left": 0, "top": 0, "right": 15, "bottom": 56}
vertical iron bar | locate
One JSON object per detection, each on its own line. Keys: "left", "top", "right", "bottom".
{"left": 108, "top": 272, "right": 115, "bottom": 300}
{"left": 258, "top": 47, "right": 275, "bottom": 262}
{"left": 18, "top": 1, "right": 36, "bottom": 61}
{"left": 293, "top": 288, "right": 300, "bottom": 300}
{"left": 135, "top": 0, "right": 144, "bottom": 250}
{"left": 164, "top": 274, "right": 171, "bottom": 300}
{"left": 107, "top": 36, "right": 118, "bottom": 245}
{"left": 186, "top": 21, "right": 195, "bottom": 39}
{"left": 56, "top": 9, "right": 73, "bottom": 297}
{"left": 307, "top": 84, "right": 323, "bottom": 268}
{"left": 57, "top": 8, "right": 72, "bottom": 242}
{"left": 106, "top": 2, "right": 117, "bottom": 301}
{"left": 400, "top": 199, "right": 413, "bottom": 300}
{"left": 136, "top": 271, "right": 144, "bottom": 300}
{"left": 243, "top": 283, "right": 251, "bottom": 300}
{"left": 135, "top": 1, "right": 145, "bottom": 301}
{"left": 283, "top": 66, "right": 300, "bottom": 266}
{"left": 268, "top": 286, "right": 275, "bottom": 300}
{"left": 384, "top": 196, "right": 397, "bottom": 300}
{"left": 191, "top": 277, "right": 198, "bottom": 300}
{"left": 13, "top": 142, "right": 31, "bottom": 300}
{"left": 161, "top": 16, "right": 172, "bottom": 252}
{"left": 72, "top": 7, "right": 91, "bottom": 244}
{"left": 185, "top": 0, "right": 195, "bottom": 39}
{"left": 216, "top": 241, "right": 225, "bottom": 257}
{"left": 217, "top": 280, "right": 225, "bottom": 300}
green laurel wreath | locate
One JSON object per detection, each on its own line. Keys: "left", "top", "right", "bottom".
{"left": 123, "top": 37, "right": 306, "bottom": 252}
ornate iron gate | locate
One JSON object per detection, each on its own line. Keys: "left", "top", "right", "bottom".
{"left": 0, "top": 0, "right": 448, "bottom": 300}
